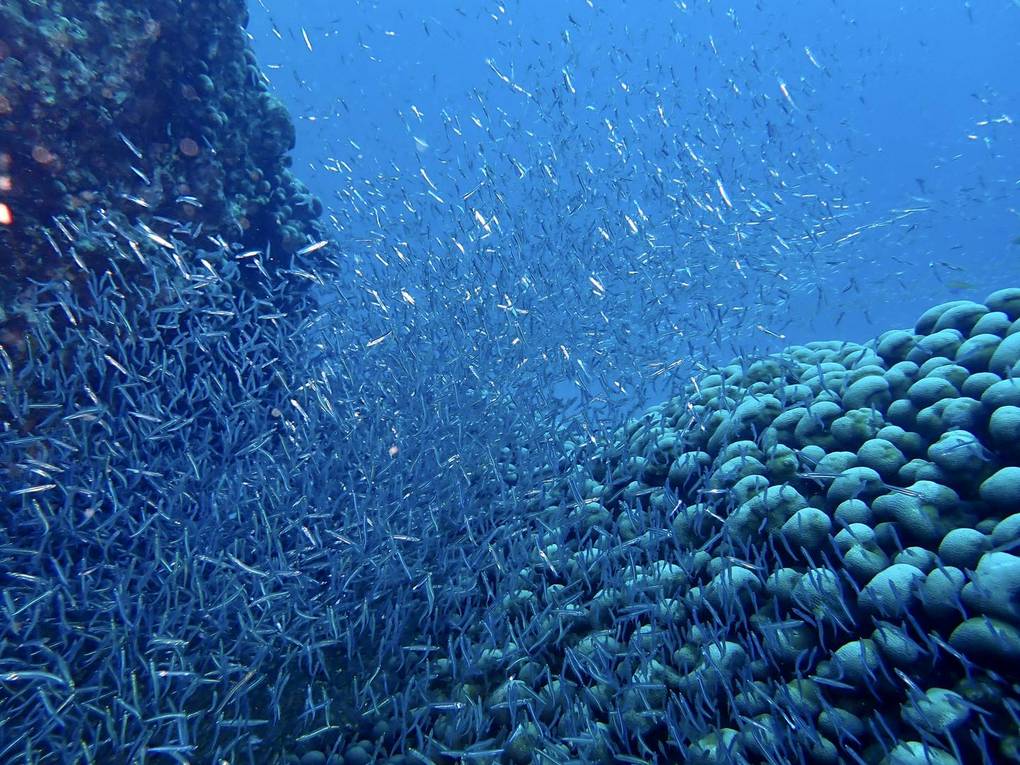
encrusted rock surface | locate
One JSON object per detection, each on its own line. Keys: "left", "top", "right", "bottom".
{"left": 0, "top": 0, "right": 323, "bottom": 336}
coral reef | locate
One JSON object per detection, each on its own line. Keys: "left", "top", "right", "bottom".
{"left": 0, "top": 0, "right": 323, "bottom": 337}
{"left": 367, "top": 289, "right": 1020, "bottom": 765}
{"left": 3, "top": 1, "right": 1019, "bottom": 763}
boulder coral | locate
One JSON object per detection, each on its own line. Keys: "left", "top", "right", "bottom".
{"left": 379, "top": 288, "right": 1020, "bottom": 765}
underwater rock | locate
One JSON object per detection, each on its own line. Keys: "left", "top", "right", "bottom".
{"left": 405, "top": 288, "right": 1020, "bottom": 765}
{"left": 0, "top": 0, "right": 325, "bottom": 339}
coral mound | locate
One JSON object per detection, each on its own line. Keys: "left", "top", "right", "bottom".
{"left": 382, "top": 288, "right": 1020, "bottom": 765}
{"left": 0, "top": 0, "right": 323, "bottom": 331}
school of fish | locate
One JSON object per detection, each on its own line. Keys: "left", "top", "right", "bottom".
{"left": 2, "top": 1, "right": 1018, "bottom": 764}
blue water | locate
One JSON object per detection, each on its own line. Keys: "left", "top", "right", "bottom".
{"left": 249, "top": 0, "right": 1019, "bottom": 356}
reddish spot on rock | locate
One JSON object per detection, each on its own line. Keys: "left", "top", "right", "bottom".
{"left": 178, "top": 137, "right": 200, "bottom": 157}
{"left": 31, "top": 146, "right": 55, "bottom": 164}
